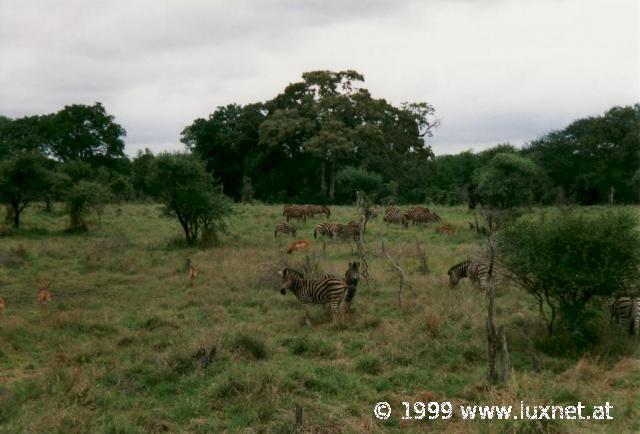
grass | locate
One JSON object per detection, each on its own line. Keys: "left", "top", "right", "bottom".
{"left": 0, "top": 202, "right": 638, "bottom": 433}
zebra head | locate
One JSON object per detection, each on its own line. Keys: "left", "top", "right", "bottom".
{"left": 447, "top": 265, "right": 461, "bottom": 288}
{"left": 278, "top": 268, "right": 302, "bottom": 295}
{"left": 346, "top": 261, "right": 360, "bottom": 287}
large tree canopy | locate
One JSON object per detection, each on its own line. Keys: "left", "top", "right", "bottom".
{"left": 181, "top": 70, "right": 438, "bottom": 202}
{"left": 526, "top": 104, "right": 640, "bottom": 204}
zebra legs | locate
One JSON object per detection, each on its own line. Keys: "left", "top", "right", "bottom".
{"left": 303, "top": 304, "right": 312, "bottom": 327}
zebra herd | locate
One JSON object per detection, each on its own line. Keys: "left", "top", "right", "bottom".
{"left": 383, "top": 206, "right": 441, "bottom": 227}
{"left": 276, "top": 205, "right": 640, "bottom": 337}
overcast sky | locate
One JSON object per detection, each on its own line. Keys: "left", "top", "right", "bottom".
{"left": 1, "top": 0, "right": 638, "bottom": 156}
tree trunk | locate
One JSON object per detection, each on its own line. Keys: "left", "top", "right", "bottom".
{"left": 320, "top": 160, "right": 327, "bottom": 198}
{"left": 12, "top": 203, "right": 20, "bottom": 228}
{"left": 329, "top": 160, "right": 336, "bottom": 200}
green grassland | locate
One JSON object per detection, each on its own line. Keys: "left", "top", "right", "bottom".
{"left": 0, "top": 203, "right": 638, "bottom": 433}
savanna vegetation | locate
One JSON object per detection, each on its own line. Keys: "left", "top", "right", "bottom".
{"left": 0, "top": 203, "right": 638, "bottom": 433}
{"left": 1, "top": 70, "right": 639, "bottom": 432}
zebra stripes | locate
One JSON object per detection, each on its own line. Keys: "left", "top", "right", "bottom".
{"left": 323, "top": 261, "right": 360, "bottom": 309}
{"left": 383, "top": 207, "right": 407, "bottom": 227}
{"left": 278, "top": 268, "right": 348, "bottom": 326}
{"left": 447, "top": 260, "right": 490, "bottom": 291}
{"left": 314, "top": 222, "right": 360, "bottom": 241}
{"left": 405, "top": 206, "right": 441, "bottom": 225}
{"left": 274, "top": 222, "right": 297, "bottom": 238}
{"left": 610, "top": 297, "right": 640, "bottom": 336}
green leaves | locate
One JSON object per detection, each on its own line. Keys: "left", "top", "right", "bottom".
{"left": 146, "top": 153, "right": 232, "bottom": 245}
{"left": 499, "top": 210, "right": 640, "bottom": 332}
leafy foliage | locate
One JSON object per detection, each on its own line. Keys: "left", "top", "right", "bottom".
{"left": 0, "top": 152, "right": 53, "bottom": 227}
{"left": 65, "top": 181, "right": 112, "bottom": 231}
{"left": 182, "top": 70, "right": 437, "bottom": 202}
{"left": 146, "top": 153, "right": 232, "bottom": 245}
{"left": 499, "top": 210, "right": 640, "bottom": 335}
{"left": 474, "top": 153, "right": 540, "bottom": 208}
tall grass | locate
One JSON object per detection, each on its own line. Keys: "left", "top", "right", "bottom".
{"left": 0, "top": 203, "right": 637, "bottom": 432}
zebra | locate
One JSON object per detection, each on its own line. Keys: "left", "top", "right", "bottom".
{"left": 314, "top": 223, "right": 337, "bottom": 240}
{"left": 274, "top": 222, "right": 297, "bottom": 238}
{"left": 278, "top": 268, "right": 348, "bottom": 326}
{"left": 323, "top": 261, "right": 360, "bottom": 310}
{"left": 383, "top": 207, "right": 407, "bottom": 227}
{"left": 610, "top": 297, "right": 640, "bottom": 337}
{"left": 283, "top": 205, "right": 307, "bottom": 223}
{"left": 405, "top": 207, "right": 441, "bottom": 225}
{"left": 305, "top": 204, "right": 331, "bottom": 219}
{"left": 447, "top": 260, "right": 490, "bottom": 291}
{"left": 338, "top": 221, "right": 361, "bottom": 241}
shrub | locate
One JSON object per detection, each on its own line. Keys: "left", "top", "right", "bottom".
{"left": 65, "top": 181, "right": 111, "bottom": 231}
{"left": 146, "top": 153, "right": 232, "bottom": 245}
{"left": 335, "top": 166, "right": 383, "bottom": 203}
{"left": 499, "top": 210, "right": 640, "bottom": 336}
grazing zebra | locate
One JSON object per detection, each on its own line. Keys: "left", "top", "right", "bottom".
{"left": 283, "top": 205, "right": 307, "bottom": 223}
{"left": 314, "top": 223, "right": 337, "bottom": 240}
{"left": 383, "top": 207, "right": 407, "bottom": 227}
{"left": 305, "top": 204, "right": 331, "bottom": 219}
{"left": 447, "top": 260, "right": 490, "bottom": 291}
{"left": 610, "top": 297, "right": 640, "bottom": 336}
{"left": 278, "top": 268, "right": 348, "bottom": 326}
{"left": 405, "top": 206, "right": 441, "bottom": 225}
{"left": 274, "top": 222, "right": 297, "bottom": 238}
{"left": 323, "top": 261, "right": 361, "bottom": 309}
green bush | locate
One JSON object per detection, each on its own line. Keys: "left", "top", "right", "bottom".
{"left": 499, "top": 210, "right": 640, "bottom": 336}
{"left": 146, "top": 153, "right": 232, "bottom": 245}
{"left": 64, "top": 180, "right": 111, "bottom": 231}
{"left": 335, "top": 166, "right": 383, "bottom": 204}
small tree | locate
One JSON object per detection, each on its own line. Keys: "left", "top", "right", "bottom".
{"left": 65, "top": 181, "right": 111, "bottom": 231}
{"left": 474, "top": 153, "right": 540, "bottom": 208}
{"left": 147, "top": 153, "right": 232, "bottom": 245}
{"left": 335, "top": 166, "right": 382, "bottom": 203}
{"left": 499, "top": 210, "right": 640, "bottom": 335}
{"left": 0, "top": 151, "right": 52, "bottom": 228}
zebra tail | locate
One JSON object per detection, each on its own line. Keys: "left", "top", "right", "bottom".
{"left": 314, "top": 229, "right": 318, "bottom": 239}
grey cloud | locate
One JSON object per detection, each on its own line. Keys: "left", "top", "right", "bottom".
{"left": 1, "top": 0, "right": 638, "bottom": 156}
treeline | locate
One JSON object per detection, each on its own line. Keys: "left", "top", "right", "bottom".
{"left": 1, "top": 70, "right": 638, "bottom": 212}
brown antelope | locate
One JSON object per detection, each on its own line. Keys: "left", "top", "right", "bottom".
{"left": 287, "top": 240, "right": 311, "bottom": 254}
{"left": 37, "top": 283, "right": 52, "bottom": 307}
{"left": 0, "top": 297, "right": 5, "bottom": 316}
{"left": 189, "top": 265, "right": 198, "bottom": 287}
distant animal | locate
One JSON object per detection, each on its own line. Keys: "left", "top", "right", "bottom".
{"left": 37, "top": 282, "right": 52, "bottom": 306}
{"left": 314, "top": 223, "right": 337, "bottom": 240}
{"left": 287, "top": 240, "right": 311, "bottom": 254}
{"left": 366, "top": 207, "right": 379, "bottom": 219}
{"left": 278, "top": 268, "right": 348, "bottom": 326}
{"left": 283, "top": 205, "right": 307, "bottom": 223}
{"left": 189, "top": 265, "right": 198, "bottom": 287}
{"left": 0, "top": 297, "right": 5, "bottom": 316}
{"left": 436, "top": 224, "right": 456, "bottom": 235}
{"left": 405, "top": 206, "right": 441, "bottom": 225}
{"left": 610, "top": 297, "right": 640, "bottom": 337}
{"left": 314, "top": 222, "right": 360, "bottom": 245}
{"left": 383, "top": 207, "right": 407, "bottom": 227}
{"left": 275, "top": 222, "right": 297, "bottom": 238}
{"left": 304, "top": 204, "right": 331, "bottom": 219}
{"left": 447, "top": 260, "right": 489, "bottom": 291}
